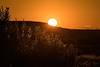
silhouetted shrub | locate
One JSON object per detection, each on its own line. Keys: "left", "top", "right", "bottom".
{"left": 16, "top": 25, "right": 77, "bottom": 67}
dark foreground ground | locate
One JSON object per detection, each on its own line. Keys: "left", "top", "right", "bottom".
{"left": 0, "top": 21, "right": 100, "bottom": 67}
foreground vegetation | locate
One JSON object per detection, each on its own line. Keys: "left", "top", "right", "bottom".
{"left": 0, "top": 6, "right": 100, "bottom": 67}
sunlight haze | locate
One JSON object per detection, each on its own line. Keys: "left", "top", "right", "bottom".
{"left": 0, "top": 0, "right": 100, "bottom": 29}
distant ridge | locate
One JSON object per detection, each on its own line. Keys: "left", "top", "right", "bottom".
{"left": 9, "top": 21, "right": 100, "bottom": 30}
{"left": 1, "top": 21, "right": 100, "bottom": 55}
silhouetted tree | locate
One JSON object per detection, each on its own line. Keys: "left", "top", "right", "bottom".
{"left": 0, "top": 6, "right": 10, "bottom": 22}
{"left": 0, "top": 6, "right": 10, "bottom": 31}
{"left": 0, "top": 6, "right": 11, "bottom": 66}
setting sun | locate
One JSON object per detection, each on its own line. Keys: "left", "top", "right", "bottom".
{"left": 48, "top": 18, "right": 57, "bottom": 26}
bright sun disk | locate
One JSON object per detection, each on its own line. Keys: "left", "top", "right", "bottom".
{"left": 48, "top": 18, "right": 57, "bottom": 26}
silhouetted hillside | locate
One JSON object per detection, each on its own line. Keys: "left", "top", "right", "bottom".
{"left": 0, "top": 21, "right": 100, "bottom": 67}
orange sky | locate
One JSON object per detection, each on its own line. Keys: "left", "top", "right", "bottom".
{"left": 0, "top": 0, "right": 100, "bottom": 29}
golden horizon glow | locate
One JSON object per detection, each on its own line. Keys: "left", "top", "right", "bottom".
{"left": 1, "top": 0, "right": 100, "bottom": 29}
{"left": 48, "top": 18, "right": 57, "bottom": 26}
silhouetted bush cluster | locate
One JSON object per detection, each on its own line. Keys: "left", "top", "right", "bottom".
{"left": 0, "top": 22, "right": 77, "bottom": 67}
{"left": 0, "top": 6, "right": 77, "bottom": 67}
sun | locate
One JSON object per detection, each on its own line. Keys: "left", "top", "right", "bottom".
{"left": 48, "top": 18, "right": 57, "bottom": 26}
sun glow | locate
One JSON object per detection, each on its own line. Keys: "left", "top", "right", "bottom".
{"left": 48, "top": 18, "right": 57, "bottom": 26}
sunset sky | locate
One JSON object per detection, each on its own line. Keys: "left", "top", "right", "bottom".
{"left": 0, "top": 0, "right": 100, "bottom": 29}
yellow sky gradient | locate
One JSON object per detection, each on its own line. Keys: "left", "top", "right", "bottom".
{"left": 0, "top": 0, "right": 100, "bottom": 29}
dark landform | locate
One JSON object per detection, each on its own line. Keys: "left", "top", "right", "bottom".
{"left": 0, "top": 21, "right": 100, "bottom": 67}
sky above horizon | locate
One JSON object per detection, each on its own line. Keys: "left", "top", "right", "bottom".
{"left": 0, "top": 0, "right": 100, "bottom": 29}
